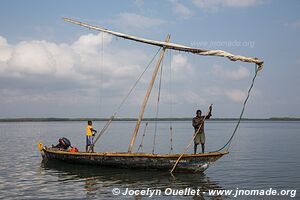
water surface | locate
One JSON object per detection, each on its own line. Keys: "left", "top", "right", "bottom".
{"left": 0, "top": 121, "right": 299, "bottom": 199}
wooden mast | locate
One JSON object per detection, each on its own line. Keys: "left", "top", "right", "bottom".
{"left": 128, "top": 34, "right": 171, "bottom": 153}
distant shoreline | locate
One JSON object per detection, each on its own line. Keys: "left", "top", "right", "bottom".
{"left": 0, "top": 117, "right": 299, "bottom": 122}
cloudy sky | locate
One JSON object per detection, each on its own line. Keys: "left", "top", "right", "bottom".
{"left": 0, "top": 0, "right": 299, "bottom": 118}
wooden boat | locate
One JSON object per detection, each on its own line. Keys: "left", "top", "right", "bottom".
{"left": 40, "top": 147, "right": 228, "bottom": 173}
{"left": 39, "top": 18, "right": 263, "bottom": 173}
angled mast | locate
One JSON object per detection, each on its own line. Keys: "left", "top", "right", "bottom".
{"left": 63, "top": 17, "right": 264, "bottom": 154}
{"left": 63, "top": 18, "right": 264, "bottom": 70}
{"left": 128, "top": 34, "right": 171, "bottom": 153}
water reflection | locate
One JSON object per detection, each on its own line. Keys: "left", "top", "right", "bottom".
{"left": 41, "top": 160, "right": 225, "bottom": 199}
{"left": 84, "top": 177, "right": 99, "bottom": 197}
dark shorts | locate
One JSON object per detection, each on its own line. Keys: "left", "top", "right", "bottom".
{"left": 86, "top": 136, "right": 93, "bottom": 146}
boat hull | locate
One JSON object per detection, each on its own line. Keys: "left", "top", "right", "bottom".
{"left": 42, "top": 148, "right": 228, "bottom": 173}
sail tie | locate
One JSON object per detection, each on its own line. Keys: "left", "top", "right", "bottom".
{"left": 169, "top": 126, "right": 174, "bottom": 154}
{"left": 168, "top": 50, "right": 174, "bottom": 154}
{"left": 137, "top": 122, "right": 148, "bottom": 152}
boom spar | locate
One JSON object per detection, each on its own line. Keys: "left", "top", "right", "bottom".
{"left": 63, "top": 18, "right": 264, "bottom": 70}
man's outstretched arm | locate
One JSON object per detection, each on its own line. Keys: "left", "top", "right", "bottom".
{"left": 205, "top": 104, "right": 213, "bottom": 119}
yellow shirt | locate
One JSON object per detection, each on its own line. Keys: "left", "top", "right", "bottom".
{"left": 86, "top": 125, "right": 93, "bottom": 136}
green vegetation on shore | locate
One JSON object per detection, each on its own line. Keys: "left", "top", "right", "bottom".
{"left": 0, "top": 117, "right": 299, "bottom": 122}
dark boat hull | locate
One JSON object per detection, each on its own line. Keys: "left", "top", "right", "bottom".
{"left": 42, "top": 147, "right": 228, "bottom": 173}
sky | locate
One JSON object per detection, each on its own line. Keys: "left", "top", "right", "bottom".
{"left": 0, "top": 0, "right": 299, "bottom": 119}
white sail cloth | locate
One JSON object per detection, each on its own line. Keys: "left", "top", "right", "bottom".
{"left": 64, "top": 18, "right": 264, "bottom": 71}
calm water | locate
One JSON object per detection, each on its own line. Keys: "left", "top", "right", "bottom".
{"left": 0, "top": 121, "right": 299, "bottom": 199}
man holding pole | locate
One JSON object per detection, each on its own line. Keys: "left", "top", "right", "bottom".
{"left": 86, "top": 121, "right": 97, "bottom": 152}
{"left": 192, "top": 104, "right": 213, "bottom": 154}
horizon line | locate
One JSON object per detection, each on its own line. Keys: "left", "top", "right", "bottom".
{"left": 0, "top": 117, "right": 299, "bottom": 122}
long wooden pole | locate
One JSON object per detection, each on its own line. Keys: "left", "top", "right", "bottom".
{"left": 63, "top": 18, "right": 263, "bottom": 70}
{"left": 128, "top": 34, "right": 171, "bottom": 153}
{"left": 170, "top": 105, "right": 211, "bottom": 173}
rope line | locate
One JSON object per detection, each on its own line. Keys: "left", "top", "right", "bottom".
{"left": 137, "top": 122, "right": 148, "bottom": 152}
{"left": 170, "top": 110, "right": 210, "bottom": 173}
{"left": 169, "top": 126, "right": 173, "bottom": 154}
{"left": 99, "top": 32, "right": 104, "bottom": 117}
{"left": 170, "top": 64, "right": 259, "bottom": 172}
{"left": 89, "top": 48, "right": 162, "bottom": 151}
{"left": 212, "top": 64, "right": 259, "bottom": 152}
{"left": 168, "top": 50, "right": 174, "bottom": 154}
{"left": 152, "top": 55, "right": 164, "bottom": 154}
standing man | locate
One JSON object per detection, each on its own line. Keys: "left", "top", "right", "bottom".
{"left": 86, "top": 121, "right": 97, "bottom": 152}
{"left": 192, "top": 104, "right": 212, "bottom": 154}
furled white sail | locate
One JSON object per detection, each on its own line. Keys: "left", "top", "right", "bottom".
{"left": 63, "top": 18, "right": 263, "bottom": 70}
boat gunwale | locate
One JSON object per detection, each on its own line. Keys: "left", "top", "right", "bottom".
{"left": 43, "top": 148, "right": 228, "bottom": 158}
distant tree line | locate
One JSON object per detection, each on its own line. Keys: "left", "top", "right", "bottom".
{"left": 0, "top": 117, "right": 299, "bottom": 122}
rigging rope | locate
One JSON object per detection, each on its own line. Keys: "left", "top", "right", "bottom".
{"left": 212, "top": 64, "right": 260, "bottom": 152}
{"left": 170, "top": 64, "right": 259, "bottom": 172}
{"left": 169, "top": 126, "right": 174, "bottom": 154}
{"left": 152, "top": 56, "right": 164, "bottom": 154}
{"left": 137, "top": 122, "right": 148, "bottom": 152}
{"left": 170, "top": 110, "right": 210, "bottom": 173}
{"left": 168, "top": 50, "right": 174, "bottom": 154}
{"left": 89, "top": 48, "right": 162, "bottom": 151}
{"left": 99, "top": 32, "right": 104, "bottom": 117}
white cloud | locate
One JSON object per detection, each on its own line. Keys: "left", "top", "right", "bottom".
{"left": 134, "top": 0, "right": 144, "bottom": 7}
{"left": 0, "top": 33, "right": 149, "bottom": 91}
{"left": 0, "top": 36, "right": 8, "bottom": 46}
{"left": 192, "top": 0, "right": 265, "bottom": 11}
{"left": 212, "top": 64, "right": 250, "bottom": 80}
{"left": 171, "top": 54, "right": 191, "bottom": 70}
{"left": 203, "top": 86, "right": 254, "bottom": 103}
{"left": 72, "top": 33, "right": 112, "bottom": 55}
{"left": 171, "top": 54, "right": 193, "bottom": 80}
{"left": 0, "top": 34, "right": 260, "bottom": 117}
{"left": 292, "top": 20, "right": 300, "bottom": 29}
{"left": 113, "top": 12, "right": 167, "bottom": 30}
{"left": 0, "top": 36, "right": 12, "bottom": 63}
{"left": 8, "top": 41, "right": 56, "bottom": 75}
{"left": 286, "top": 19, "right": 300, "bottom": 29}
{"left": 182, "top": 91, "right": 208, "bottom": 105}
{"left": 170, "top": 0, "right": 194, "bottom": 19}
{"left": 225, "top": 89, "right": 246, "bottom": 102}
